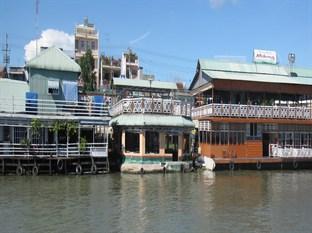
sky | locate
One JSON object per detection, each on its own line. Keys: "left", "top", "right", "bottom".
{"left": 1, "top": 0, "right": 312, "bottom": 85}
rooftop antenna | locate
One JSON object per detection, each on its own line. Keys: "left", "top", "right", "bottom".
{"left": 288, "top": 53, "right": 295, "bottom": 77}
{"left": 35, "top": 0, "right": 39, "bottom": 56}
{"left": 2, "top": 33, "right": 10, "bottom": 70}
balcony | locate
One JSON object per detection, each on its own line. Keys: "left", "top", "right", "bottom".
{"left": 0, "top": 97, "right": 110, "bottom": 121}
{"left": 110, "top": 97, "right": 191, "bottom": 117}
{"left": 192, "top": 103, "right": 312, "bottom": 120}
{"left": 0, "top": 142, "right": 107, "bottom": 158}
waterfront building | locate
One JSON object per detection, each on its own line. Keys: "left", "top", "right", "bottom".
{"left": 190, "top": 57, "right": 312, "bottom": 167}
{"left": 0, "top": 47, "right": 110, "bottom": 175}
{"left": 75, "top": 17, "right": 100, "bottom": 90}
{"left": 109, "top": 78, "right": 194, "bottom": 172}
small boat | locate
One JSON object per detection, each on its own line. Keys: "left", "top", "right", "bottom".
{"left": 202, "top": 157, "right": 216, "bottom": 171}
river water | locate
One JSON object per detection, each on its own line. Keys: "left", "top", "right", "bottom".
{"left": 0, "top": 170, "right": 311, "bottom": 233}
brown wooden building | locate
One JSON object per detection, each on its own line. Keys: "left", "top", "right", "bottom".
{"left": 190, "top": 59, "right": 312, "bottom": 160}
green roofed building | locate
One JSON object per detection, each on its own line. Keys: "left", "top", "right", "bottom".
{"left": 109, "top": 78, "right": 194, "bottom": 172}
{"left": 26, "top": 47, "right": 81, "bottom": 103}
{"left": 189, "top": 58, "right": 312, "bottom": 165}
{"left": 0, "top": 47, "right": 110, "bottom": 175}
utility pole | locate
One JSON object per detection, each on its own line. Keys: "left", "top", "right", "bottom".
{"left": 2, "top": 33, "right": 10, "bottom": 78}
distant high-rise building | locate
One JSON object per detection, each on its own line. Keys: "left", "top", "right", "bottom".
{"left": 75, "top": 17, "right": 100, "bottom": 89}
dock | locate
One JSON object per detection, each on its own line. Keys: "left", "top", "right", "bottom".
{"left": 213, "top": 157, "right": 312, "bottom": 170}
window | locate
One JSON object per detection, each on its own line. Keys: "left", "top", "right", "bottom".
{"left": 91, "top": 41, "right": 96, "bottom": 50}
{"left": 48, "top": 80, "right": 59, "bottom": 95}
{"left": 183, "top": 134, "right": 190, "bottom": 153}
{"left": 145, "top": 131, "right": 159, "bottom": 154}
{"left": 125, "top": 132, "right": 139, "bottom": 153}
{"left": 14, "top": 127, "right": 27, "bottom": 143}
{"left": 250, "top": 123, "right": 257, "bottom": 137}
{"left": 165, "top": 134, "right": 178, "bottom": 153}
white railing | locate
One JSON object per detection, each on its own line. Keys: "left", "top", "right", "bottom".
{"left": 192, "top": 104, "right": 312, "bottom": 120}
{"left": 0, "top": 142, "right": 108, "bottom": 158}
{"left": 110, "top": 98, "right": 192, "bottom": 117}
{"left": 270, "top": 144, "right": 312, "bottom": 158}
{"left": 0, "top": 97, "right": 109, "bottom": 118}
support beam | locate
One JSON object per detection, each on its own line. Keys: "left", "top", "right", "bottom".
{"left": 178, "top": 133, "right": 183, "bottom": 159}
{"left": 159, "top": 132, "right": 165, "bottom": 155}
{"left": 139, "top": 131, "right": 145, "bottom": 156}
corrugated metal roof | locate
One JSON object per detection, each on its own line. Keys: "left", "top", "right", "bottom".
{"left": 199, "top": 59, "right": 312, "bottom": 78}
{"left": 26, "top": 47, "right": 81, "bottom": 73}
{"left": 203, "top": 70, "right": 312, "bottom": 86}
{"left": 113, "top": 78, "right": 177, "bottom": 90}
{"left": 109, "top": 114, "right": 194, "bottom": 128}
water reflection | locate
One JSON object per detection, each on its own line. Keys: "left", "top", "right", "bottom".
{"left": 0, "top": 171, "right": 312, "bottom": 233}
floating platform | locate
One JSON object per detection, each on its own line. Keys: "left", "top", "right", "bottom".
{"left": 0, "top": 156, "right": 109, "bottom": 176}
{"left": 213, "top": 157, "right": 312, "bottom": 170}
{"left": 121, "top": 161, "right": 193, "bottom": 174}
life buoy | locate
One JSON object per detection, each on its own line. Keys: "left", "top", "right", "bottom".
{"left": 32, "top": 166, "right": 39, "bottom": 176}
{"left": 229, "top": 162, "right": 235, "bottom": 170}
{"left": 57, "top": 159, "right": 64, "bottom": 171}
{"left": 90, "top": 164, "right": 97, "bottom": 174}
{"left": 75, "top": 164, "right": 83, "bottom": 175}
{"left": 256, "top": 161, "right": 261, "bottom": 170}
{"left": 16, "top": 166, "right": 23, "bottom": 176}
{"left": 293, "top": 160, "right": 298, "bottom": 169}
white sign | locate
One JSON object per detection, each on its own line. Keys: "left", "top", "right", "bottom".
{"left": 253, "top": 49, "right": 277, "bottom": 64}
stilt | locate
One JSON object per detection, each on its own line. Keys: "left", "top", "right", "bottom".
{"left": 64, "top": 159, "right": 68, "bottom": 175}
{"left": 49, "top": 158, "right": 52, "bottom": 175}
{"left": 1, "top": 159, "right": 4, "bottom": 175}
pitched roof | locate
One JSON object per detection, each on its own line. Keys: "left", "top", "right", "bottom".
{"left": 26, "top": 47, "right": 81, "bottom": 73}
{"left": 190, "top": 59, "right": 312, "bottom": 90}
{"left": 113, "top": 78, "right": 177, "bottom": 90}
{"left": 109, "top": 114, "right": 194, "bottom": 128}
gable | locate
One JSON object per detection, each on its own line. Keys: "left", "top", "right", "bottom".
{"left": 26, "top": 47, "right": 81, "bottom": 73}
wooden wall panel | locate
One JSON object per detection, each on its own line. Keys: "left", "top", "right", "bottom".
{"left": 200, "top": 140, "right": 263, "bottom": 158}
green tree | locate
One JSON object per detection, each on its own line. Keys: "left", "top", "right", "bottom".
{"left": 79, "top": 49, "right": 96, "bottom": 92}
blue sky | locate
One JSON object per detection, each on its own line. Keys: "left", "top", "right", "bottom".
{"left": 1, "top": 0, "right": 312, "bottom": 85}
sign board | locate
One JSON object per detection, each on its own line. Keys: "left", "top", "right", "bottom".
{"left": 253, "top": 49, "right": 277, "bottom": 64}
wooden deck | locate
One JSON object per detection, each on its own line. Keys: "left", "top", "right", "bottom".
{"left": 213, "top": 157, "right": 312, "bottom": 170}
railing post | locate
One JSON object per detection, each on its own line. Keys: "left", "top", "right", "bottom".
{"left": 229, "top": 103, "right": 232, "bottom": 117}
{"left": 12, "top": 96, "right": 14, "bottom": 113}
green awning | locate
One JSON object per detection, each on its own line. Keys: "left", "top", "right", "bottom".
{"left": 113, "top": 78, "right": 177, "bottom": 90}
{"left": 109, "top": 114, "right": 194, "bottom": 128}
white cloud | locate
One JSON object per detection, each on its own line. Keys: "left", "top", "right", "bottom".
{"left": 24, "top": 29, "right": 74, "bottom": 61}
{"left": 129, "top": 31, "right": 151, "bottom": 45}
{"left": 209, "top": 0, "right": 238, "bottom": 9}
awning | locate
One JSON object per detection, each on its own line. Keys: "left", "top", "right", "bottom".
{"left": 63, "top": 81, "right": 78, "bottom": 102}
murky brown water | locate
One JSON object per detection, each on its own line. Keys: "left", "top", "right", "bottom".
{"left": 0, "top": 170, "right": 311, "bottom": 233}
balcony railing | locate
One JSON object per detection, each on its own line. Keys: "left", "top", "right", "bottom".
{"left": 110, "top": 98, "right": 191, "bottom": 117}
{"left": 0, "top": 97, "right": 109, "bottom": 118}
{"left": 270, "top": 144, "right": 312, "bottom": 158}
{"left": 0, "top": 142, "right": 108, "bottom": 158}
{"left": 192, "top": 103, "right": 312, "bottom": 120}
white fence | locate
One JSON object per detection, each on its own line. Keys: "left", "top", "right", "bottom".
{"left": 0, "top": 142, "right": 108, "bottom": 158}
{"left": 110, "top": 98, "right": 191, "bottom": 117}
{"left": 270, "top": 144, "right": 312, "bottom": 158}
{"left": 192, "top": 104, "right": 312, "bottom": 120}
{"left": 0, "top": 97, "right": 109, "bottom": 118}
